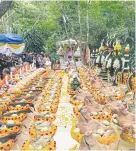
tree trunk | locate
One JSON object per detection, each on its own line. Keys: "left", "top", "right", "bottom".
{"left": 1, "top": 12, "right": 10, "bottom": 33}
{"left": 77, "top": 0, "right": 83, "bottom": 62}
{"left": 0, "top": 1, "right": 12, "bottom": 18}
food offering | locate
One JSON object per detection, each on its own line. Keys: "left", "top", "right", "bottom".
{"left": 127, "top": 73, "right": 136, "bottom": 93}
{"left": 29, "top": 121, "right": 57, "bottom": 138}
{"left": 0, "top": 100, "right": 34, "bottom": 123}
{"left": 34, "top": 75, "right": 63, "bottom": 122}
{"left": 38, "top": 73, "right": 63, "bottom": 116}
{"left": 120, "top": 131, "right": 135, "bottom": 144}
{"left": 0, "top": 103, "right": 7, "bottom": 115}
{"left": 21, "top": 70, "right": 64, "bottom": 151}
{"left": 1, "top": 111, "right": 28, "bottom": 123}
{"left": 0, "top": 97, "right": 12, "bottom": 106}
{"left": 0, "top": 133, "right": 20, "bottom": 151}
{"left": 40, "top": 69, "right": 52, "bottom": 79}
{"left": 67, "top": 69, "right": 81, "bottom": 95}
{"left": 73, "top": 94, "right": 113, "bottom": 122}
{"left": 97, "top": 131, "right": 119, "bottom": 145}
{"left": 7, "top": 102, "right": 33, "bottom": 111}
{"left": 37, "top": 102, "right": 58, "bottom": 114}
{"left": 21, "top": 136, "right": 56, "bottom": 150}
{"left": 0, "top": 120, "right": 23, "bottom": 137}
{"left": 79, "top": 130, "right": 119, "bottom": 150}
{"left": 70, "top": 120, "right": 84, "bottom": 143}
{"left": 79, "top": 68, "right": 101, "bottom": 94}
{"left": 69, "top": 97, "right": 82, "bottom": 106}
{"left": 73, "top": 106, "right": 80, "bottom": 119}
{"left": 95, "top": 94, "right": 109, "bottom": 104}
{"left": 16, "top": 93, "right": 35, "bottom": 103}
{"left": 110, "top": 102, "right": 136, "bottom": 144}
{"left": 0, "top": 61, "right": 134, "bottom": 151}
{"left": 0, "top": 68, "right": 51, "bottom": 150}
{"left": 92, "top": 112, "right": 112, "bottom": 122}
{"left": 79, "top": 67, "right": 125, "bottom": 103}
{"left": 54, "top": 70, "right": 65, "bottom": 78}
{"left": 73, "top": 66, "right": 135, "bottom": 150}
{"left": 34, "top": 111, "right": 56, "bottom": 122}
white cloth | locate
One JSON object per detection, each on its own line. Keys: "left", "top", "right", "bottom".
{"left": 46, "top": 61, "right": 51, "bottom": 66}
{"left": 46, "top": 61, "right": 51, "bottom": 69}
{"left": 65, "top": 60, "right": 75, "bottom": 66}
{"left": 76, "top": 61, "right": 82, "bottom": 67}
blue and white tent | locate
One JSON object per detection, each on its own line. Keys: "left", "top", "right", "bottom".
{"left": 0, "top": 34, "right": 25, "bottom": 55}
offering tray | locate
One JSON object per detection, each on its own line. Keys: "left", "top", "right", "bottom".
{"left": 34, "top": 114, "right": 56, "bottom": 122}
{"left": 120, "top": 132, "right": 135, "bottom": 144}
{"left": 1, "top": 112, "right": 27, "bottom": 123}
{"left": 29, "top": 124, "right": 57, "bottom": 138}
{"left": 21, "top": 138, "right": 56, "bottom": 150}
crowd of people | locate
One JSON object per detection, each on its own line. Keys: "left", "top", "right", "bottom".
{"left": 0, "top": 52, "right": 82, "bottom": 80}
{"left": 0, "top": 53, "right": 52, "bottom": 80}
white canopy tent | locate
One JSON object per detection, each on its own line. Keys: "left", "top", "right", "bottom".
{"left": 57, "top": 38, "right": 86, "bottom": 60}
{"left": 57, "top": 38, "right": 77, "bottom": 47}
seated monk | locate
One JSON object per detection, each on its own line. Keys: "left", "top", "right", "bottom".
{"left": 52, "top": 60, "right": 61, "bottom": 70}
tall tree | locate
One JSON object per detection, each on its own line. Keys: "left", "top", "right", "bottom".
{"left": 0, "top": 1, "right": 12, "bottom": 18}
{"left": 1, "top": 1, "right": 134, "bottom": 55}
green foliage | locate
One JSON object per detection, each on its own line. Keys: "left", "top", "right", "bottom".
{"left": 71, "top": 77, "right": 81, "bottom": 91}
{"left": 0, "top": 1, "right": 12, "bottom": 18}
{"left": 0, "top": 1, "right": 134, "bottom": 59}
{"left": 24, "top": 28, "right": 44, "bottom": 53}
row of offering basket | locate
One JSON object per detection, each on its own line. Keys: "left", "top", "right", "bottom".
{"left": 0, "top": 68, "right": 49, "bottom": 151}
{"left": 69, "top": 67, "right": 135, "bottom": 150}
{"left": 21, "top": 70, "right": 64, "bottom": 150}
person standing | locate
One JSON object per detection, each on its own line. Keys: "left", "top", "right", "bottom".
{"left": 22, "top": 54, "right": 26, "bottom": 62}
{"left": 2, "top": 68, "right": 10, "bottom": 84}
{"left": 36, "top": 55, "right": 40, "bottom": 68}
{"left": 40, "top": 54, "right": 46, "bottom": 68}
{"left": 32, "top": 55, "right": 36, "bottom": 69}
{"left": 45, "top": 57, "right": 51, "bottom": 69}
{"left": 0, "top": 58, "right": 5, "bottom": 79}
{"left": 0, "top": 55, "right": 7, "bottom": 79}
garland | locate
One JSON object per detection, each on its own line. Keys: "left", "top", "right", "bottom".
{"left": 111, "top": 55, "right": 122, "bottom": 73}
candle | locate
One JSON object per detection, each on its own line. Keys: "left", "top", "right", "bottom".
{"left": 10, "top": 72, "right": 13, "bottom": 79}
{"left": 20, "top": 68, "right": 22, "bottom": 75}
{"left": 25, "top": 65, "right": 27, "bottom": 72}
{"left": 30, "top": 64, "right": 32, "bottom": 70}
{"left": 5, "top": 75, "right": 8, "bottom": 84}
{"left": 22, "top": 66, "right": 24, "bottom": 74}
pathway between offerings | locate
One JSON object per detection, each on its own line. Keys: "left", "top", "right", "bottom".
{"left": 53, "top": 73, "right": 77, "bottom": 151}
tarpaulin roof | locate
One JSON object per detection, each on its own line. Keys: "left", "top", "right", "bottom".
{"left": 0, "top": 34, "right": 24, "bottom": 44}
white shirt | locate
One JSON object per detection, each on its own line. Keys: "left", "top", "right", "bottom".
{"left": 46, "top": 61, "right": 51, "bottom": 66}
